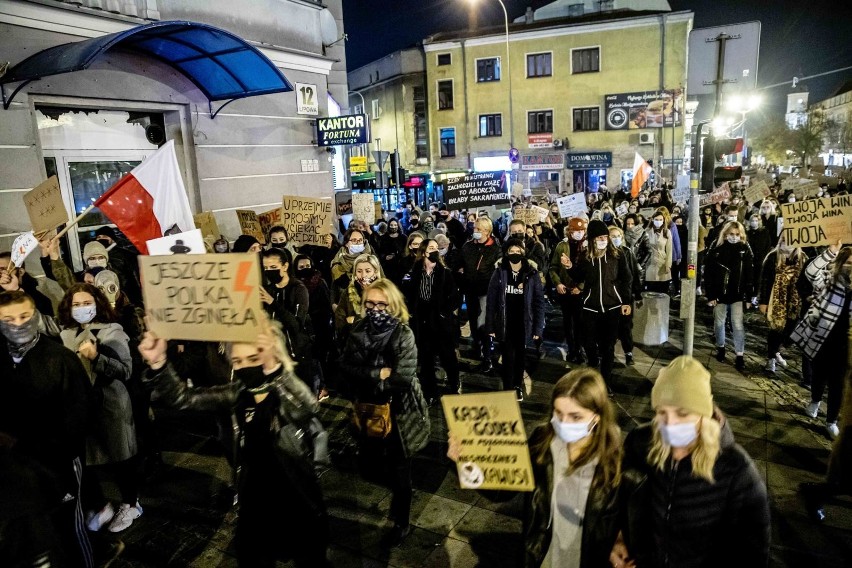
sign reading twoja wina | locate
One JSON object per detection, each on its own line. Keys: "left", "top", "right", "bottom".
{"left": 139, "top": 253, "right": 263, "bottom": 343}
{"left": 316, "top": 113, "right": 369, "bottom": 146}
{"left": 442, "top": 391, "right": 534, "bottom": 491}
{"left": 780, "top": 195, "right": 852, "bottom": 247}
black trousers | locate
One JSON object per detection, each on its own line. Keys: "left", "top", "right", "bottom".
{"left": 358, "top": 432, "right": 412, "bottom": 527}
{"left": 500, "top": 326, "right": 527, "bottom": 391}
{"left": 617, "top": 307, "right": 634, "bottom": 355}
{"left": 584, "top": 309, "right": 621, "bottom": 381}
{"left": 416, "top": 318, "right": 460, "bottom": 397}
{"left": 557, "top": 293, "right": 585, "bottom": 355}
{"left": 811, "top": 349, "right": 845, "bottom": 424}
{"left": 767, "top": 319, "right": 797, "bottom": 357}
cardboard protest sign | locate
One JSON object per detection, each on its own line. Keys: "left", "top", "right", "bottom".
{"left": 335, "top": 190, "right": 353, "bottom": 216}
{"left": 780, "top": 195, "right": 852, "bottom": 247}
{"left": 374, "top": 200, "right": 383, "bottom": 223}
{"left": 280, "top": 195, "right": 333, "bottom": 246}
{"left": 743, "top": 181, "right": 770, "bottom": 204}
{"left": 193, "top": 212, "right": 220, "bottom": 243}
{"left": 442, "top": 391, "right": 534, "bottom": 491}
{"left": 24, "top": 176, "right": 67, "bottom": 234}
{"left": 638, "top": 207, "right": 655, "bottom": 219}
{"left": 139, "top": 253, "right": 263, "bottom": 343}
{"left": 556, "top": 193, "right": 587, "bottom": 219}
{"left": 513, "top": 208, "right": 539, "bottom": 226}
{"left": 257, "top": 207, "right": 283, "bottom": 237}
{"left": 146, "top": 229, "right": 206, "bottom": 256}
{"left": 698, "top": 184, "right": 731, "bottom": 207}
{"left": 616, "top": 202, "right": 629, "bottom": 217}
{"left": 235, "top": 210, "right": 265, "bottom": 244}
{"left": 793, "top": 181, "right": 821, "bottom": 200}
{"left": 445, "top": 172, "right": 510, "bottom": 209}
{"left": 10, "top": 232, "right": 39, "bottom": 267}
{"left": 351, "top": 193, "right": 376, "bottom": 223}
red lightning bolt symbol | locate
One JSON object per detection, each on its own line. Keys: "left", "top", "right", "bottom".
{"left": 234, "top": 261, "right": 254, "bottom": 309}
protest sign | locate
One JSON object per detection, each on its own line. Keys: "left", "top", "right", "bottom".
{"left": 445, "top": 172, "right": 510, "bottom": 209}
{"left": 139, "top": 253, "right": 263, "bottom": 343}
{"left": 442, "top": 391, "right": 534, "bottom": 491}
{"left": 257, "top": 207, "right": 283, "bottom": 237}
{"left": 24, "top": 176, "right": 67, "bottom": 234}
{"left": 639, "top": 207, "right": 655, "bottom": 219}
{"left": 793, "top": 181, "right": 821, "bottom": 200}
{"left": 780, "top": 195, "right": 852, "bottom": 247}
{"left": 513, "top": 208, "right": 539, "bottom": 226}
{"left": 352, "top": 193, "right": 376, "bottom": 223}
{"left": 672, "top": 186, "right": 690, "bottom": 205}
{"left": 193, "top": 212, "right": 220, "bottom": 243}
{"left": 616, "top": 202, "right": 629, "bottom": 217}
{"left": 335, "top": 190, "right": 353, "bottom": 216}
{"left": 146, "top": 229, "right": 206, "bottom": 256}
{"left": 374, "top": 200, "right": 383, "bottom": 222}
{"left": 10, "top": 232, "right": 39, "bottom": 267}
{"left": 556, "top": 193, "right": 587, "bottom": 219}
{"left": 280, "top": 195, "right": 333, "bottom": 246}
{"left": 699, "top": 184, "right": 731, "bottom": 207}
{"left": 235, "top": 209, "right": 265, "bottom": 244}
{"left": 743, "top": 181, "right": 771, "bottom": 204}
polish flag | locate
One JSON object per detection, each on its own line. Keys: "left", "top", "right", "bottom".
{"left": 631, "top": 152, "right": 653, "bottom": 198}
{"left": 95, "top": 140, "right": 195, "bottom": 254}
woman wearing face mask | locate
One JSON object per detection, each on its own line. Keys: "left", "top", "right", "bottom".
{"left": 485, "top": 238, "right": 546, "bottom": 401}
{"left": 330, "top": 229, "right": 374, "bottom": 306}
{"left": 791, "top": 244, "right": 852, "bottom": 440}
{"left": 575, "top": 221, "right": 632, "bottom": 383}
{"left": 615, "top": 356, "right": 770, "bottom": 568}
{"left": 342, "top": 278, "right": 430, "bottom": 548}
{"left": 704, "top": 222, "right": 754, "bottom": 371}
{"left": 333, "top": 254, "right": 384, "bottom": 337}
{"left": 643, "top": 209, "right": 674, "bottom": 294}
{"left": 608, "top": 226, "right": 642, "bottom": 367}
{"left": 402, "top": 239, "right": 461, "bottom": 400}
{"left": 398, "top": 231, "right": 426, "bottom": 284}
{"left": 549, "top": 217, "right": 589, "bottom": 365}
{"left": 621, "top": 214, "right": 649, "bottom": 270}
{"left": 757, "top": 199, "right": 780, "bottom": 247}
{"left": 377, "top": 218, "right": 407, "bottom": 283}
{"left": 294, "top": 254, "right": 334, "bottom": 400}
{"left": 447, "top": 368, "right": 629, "bottom": 568}
{"left": 57, "top": 283, "right": 141, "bottom": 534}
{"left": 746, "top": 214, "right": 772, "bottom": 305}
{"left": 139, "top": 314, "right": 331, "bottom": 567}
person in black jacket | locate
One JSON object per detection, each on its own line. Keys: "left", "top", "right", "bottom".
{"left": 342, "top": 278, "right": 430, "bottom": 548}
{"left": 376, "top": 218, "right": 407, "bottom": 283}
{"left": 746, "top": 213, "right": 772, "bottom": 305}
{"left": 577, "top": 220, "right": 633, "bottom": 383}
{"left": 402, "top": 239, "right": 461, "bottom": 400}
{"left": 704, "top": 221, "right": 754, "bottom": 371}
{"left": 294, "top": 254, "right": 334, "bottom": 400}
{"left": 608, "top": 225, "right": 642, "bottom": 366}
{"left": 484, "top": 238, "right": 546, "bottom": 402}
{"left": 460, "top": 217, "right": 503, "bottom": 366}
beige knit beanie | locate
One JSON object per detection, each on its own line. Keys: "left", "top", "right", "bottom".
{"left": 651, "top": 355, "right": 713, "bottom": 417}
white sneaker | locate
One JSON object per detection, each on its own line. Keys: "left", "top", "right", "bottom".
{"left": 827, "top": 422, "right": 840, "bottom": 440}
{"left": 805, "top": 401, "right": 820, "bottom": 419}
{"left": 107, "top": 502, "right": 143, "bottom": 533}
{"left": 86, "top": 503, "right": 115, "bottom": 532}
{"left": 764, "top": 358, "right": 776, "bottom": 373}
{"left": 775, "top": 353, "right": 788, "bottom": 368}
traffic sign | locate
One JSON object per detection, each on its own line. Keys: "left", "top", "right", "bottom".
{"left": 688, "top": 22, "right": 761, "bottom": 96}
{"left": 508, "top": 148, "right": 520, "bottom": 163}
{"left": 372, "top": 150, "right": 390, "bottom": 170}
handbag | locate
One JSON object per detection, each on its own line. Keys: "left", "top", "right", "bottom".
{"left": 352, "top": 400, "right": 393, "bottom": 438}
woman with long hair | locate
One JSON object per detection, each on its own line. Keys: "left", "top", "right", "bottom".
{"left": 614, "top": 356, "right": 770, "bottom": 568}
{"left": 643, "top": 208, "right": 673, "bottom": 293}
{"left": 376, "top": 218, "right": 407, "bottom": 283}
{"left": 139, "top": 313, "right": 330, "bottom": 567}
{"left": 330, "top": 228, "right": 374, "bottom": 306}
{"left": 342, "top": 278, "right": 430, "bottom": 548}
{"left": 398, "top": 231, "right": 427, "bottom": 283}
{"left": 333, "top": 253, "right": 384, "bottom": 337}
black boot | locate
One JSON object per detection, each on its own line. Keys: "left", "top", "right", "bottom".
{"left": 800, "top": 482, "right": 828, "bottom": 522}
{"left": 715, "top": 347, "right": 726, "bottom": 362}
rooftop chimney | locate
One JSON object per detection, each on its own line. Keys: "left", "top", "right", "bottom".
{"left": 525, "top": 7, "right": 534, "bottom": 24}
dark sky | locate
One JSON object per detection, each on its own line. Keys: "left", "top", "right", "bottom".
{"left": 342, "top": 0, "right": 852, "bottom": 117}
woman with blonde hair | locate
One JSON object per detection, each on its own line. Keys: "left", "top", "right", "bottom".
{"left": 333, "top": 253, "right": 384, "bottom": 337}
{"left": 614, "top": 356, "right": 770, "bottom": 568}
{"left": 704, "top": 221, "right": 754, "bottom": 371}
{"left": 342, "top": 278, "right": 430, "bottom": 548}
{"left": 139, "top": 312, "right": 330, "bottom": 567}
{"left": 643, "top": 207, "right": 673, "bottom": 293}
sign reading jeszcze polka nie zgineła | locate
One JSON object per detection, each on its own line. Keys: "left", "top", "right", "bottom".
{"left": 445, "top": 171, "right": 510, "bottom": 210}
{"left": 316, "top": 113, "right": 369, "bottom": 146}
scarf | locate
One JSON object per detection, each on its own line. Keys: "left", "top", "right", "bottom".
{"left": 300, "top": 270, "right": 324, "bottom": 293}
{"left": 767, "top": 256, "right": 803, "bottom": 330}
{"left": 6, "top": 333, "right": 40, "bottom": 362}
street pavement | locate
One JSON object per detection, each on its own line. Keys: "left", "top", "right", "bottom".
{"left": 105, "top": 296, "right": 852, "bottom": 567}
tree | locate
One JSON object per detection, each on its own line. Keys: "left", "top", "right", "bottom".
{"left": 789, "top": 108, "right": 829, "bottom": 169}
{"left": 750, "top": 116, "right": 792, "bottom": 164}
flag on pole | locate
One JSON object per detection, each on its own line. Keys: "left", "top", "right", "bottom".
{"left": 631, "top": 152, "right": 653, "bottom": 198}
{"left": 95, "top": 140, "right": 195, "bottom": 254}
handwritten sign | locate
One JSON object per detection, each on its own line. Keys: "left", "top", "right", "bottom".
{"left": 556, "top": 193, "right": 587, "bottom": 219}
{"left": 193, "top": 212, "right": 220, "bottom": 243}
{"left": 442, "top": 391, "right": 534, "bottom": 491}
{"left": 616, "top": 202, "right": 629, "bottom": 217}
{"left": 24, "top": 176, "right": 67, "bottom": 234}
{"left": 257, "top": 207, "right": 283, "bottom": 237}
{"left": 699, "top": 184, "right": 731, "bottom": 207}
{"left": 445, "top": 172, "right": 510, "bottom": 209}
{"left": 793, "top": 181, "right": 821, "bottom": 200}
{"left": 139, "top": 253, "right": 263, "bottom": 343}
{"left": 780, "top": 195, "right": 852, "bottom": 247}
{"left": 146, "top": 229, "right": 206, "bottom": 256}
{"left": 11, "top": 232, "right": 39, "bottom": 267}
{"left": 638, "top": 207, "right": 655, "bottom": 219}
{"left": 513, "top": 208, "right": 540, "bottom": 226}
{"left": 280, "top": 195, "right": 333, "bottom": 246}
{"left": 351, "top": 193, "right": 375, "bottom": 223}
{"left": 235, "top": 210, "right": 265, "bottom": 244}
{"left": 743, "top": 181, "right": 771, "bottom": 204}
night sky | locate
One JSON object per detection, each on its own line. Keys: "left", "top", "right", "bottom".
{"left": 342, "top": 0, "right": 852, "bottom": 117}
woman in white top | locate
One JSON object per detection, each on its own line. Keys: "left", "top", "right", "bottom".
{"left": 643, "top": 208, "right": 673, "bottom": 294}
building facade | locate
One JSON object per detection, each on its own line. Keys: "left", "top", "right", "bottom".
{"left": 0, "top": 0, "right": 348, "bottom": 270}
{"left": 812, "top": 83, "right": 852, "bottom": 169}
{"left": 423, "top": 7, "right": 692, "bottom": 196}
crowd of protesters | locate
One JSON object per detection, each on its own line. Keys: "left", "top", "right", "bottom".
{"left": 2, "top": 167, "right": 851, "bottom": 567}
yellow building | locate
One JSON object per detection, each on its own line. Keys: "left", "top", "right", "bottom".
{"left": 423, "top": 7, "right": 693, "bottom": 194}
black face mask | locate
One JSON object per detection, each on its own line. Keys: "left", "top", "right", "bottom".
{"left": 264, "top": 269, "right": 284, "bottom": 285}
{"left": 410, "top": 220, "right": 419, "bottom": 226}
{"left": 295, "top": 268, "right": 312, "bottom": 280}
{"left": 510, "top": 233, "right": 525, "bottom": 240}
{"left": 234, "top": 364, "right": 268, "bottom": 389}
{"left": 427, "top": 251, "right": 440, "bottom": 263}
{"left": 507, "top": 253, "right": 524, "bottom": 264}
{"left": 389, "top": 226, "right": 399, "bottom": 234}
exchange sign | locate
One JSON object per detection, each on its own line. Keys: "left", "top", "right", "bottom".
{"left": 316, "top": 113, "right": 369, "bottom": 146}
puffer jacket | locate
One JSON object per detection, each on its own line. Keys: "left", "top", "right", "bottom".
{"left": 343, "top": 318, "right": 430, "bottom": 458}
{"left": 704, "top": 241, "right": 754, "bottom": 304}
{"left": 621, "top": 417, "right": 770, "bottom": 568}
{"left": 483, "top": 259, "right": 546, "bottom": 343}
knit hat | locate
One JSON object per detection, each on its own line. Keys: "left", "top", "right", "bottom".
{"left": 651, "top": 356, "right": 713, "bottom": 417}
{"left": 232, "top": 234, "right": 260, "bottom": 253}
{"left": 83, "top": 240, "right": 109, "bottom": 262}
{"left": 94, "top": 226, "right": 117, "bottom": 240}
{"left": 568, "top": 217, "right": 587, "bottom": 232}
{"left": 586, "top": 219, "right": 609, "bottom": 242}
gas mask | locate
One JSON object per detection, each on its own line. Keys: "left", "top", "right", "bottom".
{"left": 94, "top": 270, "right": 121, "bottom": 307}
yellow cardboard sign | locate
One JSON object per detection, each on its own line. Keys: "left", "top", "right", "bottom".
{"left": 193, "top": 211, "right": 220, "bottom": 243}
{"left": 235, "top": 209, "right": 266, "bottom": 244}
{"left": 281, "top": 195, "right": 334, "bottom": 246}
{"left": 24, "top": 176, "right": 68, "bottom": 234}
{"left": 139, "top": 253, "right": 263, "bottom": 343}
{"left": 257, "top": 207, "right": 283, "bottom": 237}
{"left": 743, "top": 181, "right": 770, "bottom": 205}
{"left": 442, "top": 391, "right": 534, "bottom": 491}
{"left": 780, "top": 195, "right": 852, "bottom": 247}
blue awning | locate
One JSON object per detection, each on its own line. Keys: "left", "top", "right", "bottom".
{"left": 0, "top": 20, "right": 293, "bottom": 107}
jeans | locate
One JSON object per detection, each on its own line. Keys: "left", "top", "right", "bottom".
{"left": 467, "top": 294, "right": 488, "bottom": 354}
{"left": 714, "top": 302, "right": 745, "bottom": 354}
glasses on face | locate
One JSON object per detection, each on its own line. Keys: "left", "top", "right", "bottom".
{"left": 348, "top": 238, "right": 365, "bottom": 245}
{"left": 364, "top": 300, "right": 389, "bottom": 310}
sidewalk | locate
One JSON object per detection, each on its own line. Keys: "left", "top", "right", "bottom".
{"left": 110, "top": 300, "right": 851, "bottom": 567}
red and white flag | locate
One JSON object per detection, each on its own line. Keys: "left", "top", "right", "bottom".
{"left": 631, "top": 152, "right": 653, "bottom": 198}
{"left": 95, "top": 140, "right": 195, "bottom": 254}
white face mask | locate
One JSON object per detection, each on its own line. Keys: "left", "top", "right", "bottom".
{"left": 87, "top": 257, "right": 108, "bottom": 269}
{"left": 653, "top": 219, "right": 663, "bottom": 229}
{"left": 657, "top": 421, "right": 698, "bottom": 448}
{"left": 551, "top": 415, "right": 596, "bottom": 444}
{"left": 348, "top": 243, "right": 365, "bottom": 255}
{"left": 611, "top": 237, "right": 623, "bottom": 247}
{"left": 472, "top": 232, "right": 483, "bottom": 241}
{"left": 727, "top": 215, "right": 738, "bottom": 222}
{"left": 749, "top": 220, "right": 759, "bottom": 229}
{"left": 571, "top": 231, "right": 584, "bottom": 241}
{"left": 760, "top": 208, "right": 771, "bottom": 215}
{"left": 788, "top": 197, "right": 796, "bottom": 203}
{"left": 727, "top": 235, "right": 741, "bottom": 244}
{"left": 595, "top": 239, "right": 608, "bottom": 250}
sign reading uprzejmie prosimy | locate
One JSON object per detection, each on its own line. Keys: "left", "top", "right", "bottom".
{"left": 442, "top": 391, "right": 534, "bottom": 491}
{"left": 280, "top": 195, "right": 333, "bottom": 246}
{"left": 140, "top": 253, "right": 262, "bottom": 343}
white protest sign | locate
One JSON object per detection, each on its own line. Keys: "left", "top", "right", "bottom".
{"left": 11, "top": 232, "right": 39, "bottom": 267}
{"left": 146, "top": 229, "right": 206, "bottom": 256}
{"left": 351, "top": 193, "right": 376, "bottom": 223}
{"left": 616, "top": 202, "right": 629, "bottom": 217}
{"left": 556, "top": 193, "right": 587, "bottom": 219}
